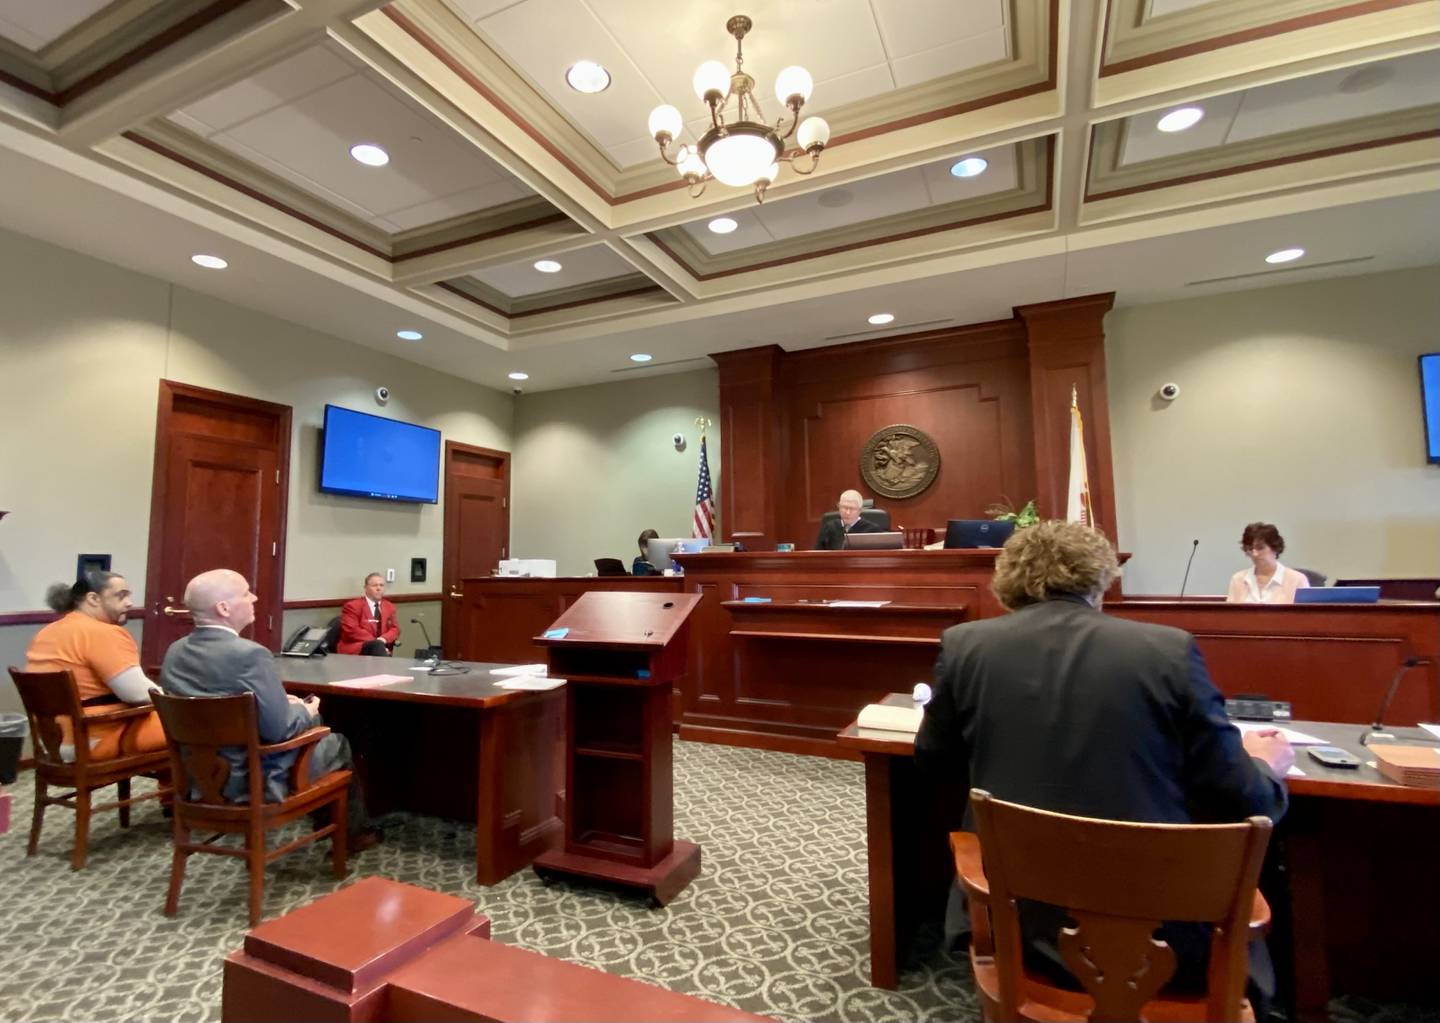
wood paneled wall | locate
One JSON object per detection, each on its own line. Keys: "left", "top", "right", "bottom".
{"left": 711, "top": 295, "right": 1117, "bottom": 546}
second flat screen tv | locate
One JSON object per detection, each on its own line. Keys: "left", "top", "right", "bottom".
{"left": 320, "top": 404, "right": 441, "bottom": 503}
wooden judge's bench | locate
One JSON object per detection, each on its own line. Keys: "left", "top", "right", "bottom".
{"left": 454, "top": 552, "right": 1440, "bottom": 758}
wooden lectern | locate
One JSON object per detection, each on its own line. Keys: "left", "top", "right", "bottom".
{"left": 531, "top": 590, "right": 702, "bottom": 905}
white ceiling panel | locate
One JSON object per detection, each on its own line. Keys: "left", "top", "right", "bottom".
{"left": 181, "top": 54, "right": 533, "bottom": 226}
{"left": 0, "top": 0, "right": 112, "bottom": 51}
{"left": 173, "top": 45, "right": 358, "bottom": 138}
{"left": 1226, "top": 50, "right": 1440, "bottom": 143}
{"left": 471, "top": 243, "right": 639, "bottom": 297}
{"left": 1119, "top": 92, "right": 1244, "bottom": 165}
{"left": 476, "top": 0, "right": 664, "bottom": 148}
{"left": 674, "top": 143, "right": 1020, "bottom": 254}
{"left": 890, "top": 28, "right": 1009, "bottom": 88}
{"left": 871, "top": 0, "right": 1005, "bottom": 59}
{"left": 1146, "top": 0, "right": 1224, "bottom": 16}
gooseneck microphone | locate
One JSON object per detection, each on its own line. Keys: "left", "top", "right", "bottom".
{"left": 410, "top": 616, "right": 466, "bottom": 675}
{"left": 1360, "top": 657, "right": 1432, "bottom": 746}
{"left": 410, "top": 616, "right": 435, "bottom": 651}
{"left": 1179, "top": 539, "right": 1199, "bottom": 598}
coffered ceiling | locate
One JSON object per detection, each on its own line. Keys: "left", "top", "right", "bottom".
{"left": 0, "top": 0, "right": 1435, "bottom": 392}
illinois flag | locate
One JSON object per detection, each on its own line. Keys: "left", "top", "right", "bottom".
{"left": 1066, "top": 388, "right": 1093, "bottom": 526}
{"left": 692, "top": 436, "right": 716, "bottom": 540}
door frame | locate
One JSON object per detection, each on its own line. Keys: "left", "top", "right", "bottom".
{"left": 442, "top": 440, "right": 511, "bottom": 653}
{"left": 141, "top": 380, "right": 291, "bottom": 663}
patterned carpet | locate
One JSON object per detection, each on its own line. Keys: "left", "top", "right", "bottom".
{"left": 0, "top": 740, "right": 1435, "bottom": 1023}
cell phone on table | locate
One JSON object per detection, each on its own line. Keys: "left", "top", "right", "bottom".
{"left": 1307, "top": 746, "right": 1361, "bottom": 769}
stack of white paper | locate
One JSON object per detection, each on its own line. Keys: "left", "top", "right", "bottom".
{"left": 856, "top": 703, "right": 923, "bottom": 734}
{"left": 494, "top": 677, "right": 566, "bottom": 691}
{"left": 490, "top": 663, "right": 548, "bottom": 677}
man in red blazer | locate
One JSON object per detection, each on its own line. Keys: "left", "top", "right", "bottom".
{"left": 338, "top": 573, "right": 400, "bottom": 656}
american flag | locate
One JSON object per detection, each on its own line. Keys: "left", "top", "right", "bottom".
{"left": 692, "top": 436, "right": 716, "bottom": 540}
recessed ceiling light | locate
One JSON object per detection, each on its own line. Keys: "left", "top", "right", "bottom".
{"left": 565, "top": 60, "right": 611, "bottom": 94}
{"left": 534, "top": 259, "right": 562, "bottom": 273}
{"left": 191, "top": 254, "right": 227, "bottom": 269}
{"left": 817, "top": 188, "right": 853, "bottom": 208}
{"left": 396, "top": 330, "right": 423, "bottom": 341}
{"left": 1157, "top": 106, "right": 1204, "bottom": 133}
{"left": 349, "top": 143, "right": 390, "bottom": 167}
{"left": 630, "top": 353, "right": 653, "bottom": 363}
{"left": 949, "top": 157, "right": 988, "bottom": 178}
{"left": 868, "top": 313, "right": 895, "bottom": 326}
{"left": 1265, "top": 247, "right": 1305, "bottom": 264}
{"left": 508, "top": 371, "right": 529, "bottom": 381}
{"left": 708, "top": 217, "right": 738, "bottom": 234}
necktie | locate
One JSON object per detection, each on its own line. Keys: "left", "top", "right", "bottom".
{"left": 372, "top": 601, "right": 382, "bottom": 637}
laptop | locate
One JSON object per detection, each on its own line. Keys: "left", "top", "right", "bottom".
{"left": 1294, "top": 586, "right": 1381, "bottom": 604}
{"left": 944, "top": 519, "right": 1015, "bottom": 549}
{"left": 844, "top": 531, "right": 904, "bottom": 550}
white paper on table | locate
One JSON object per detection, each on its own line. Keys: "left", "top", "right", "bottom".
{"left": 1231, "top": 721, "right": 1327, "bottom": 745}
{"left": 494, "top": 676, "right": 566, "bottom": 691}
{"left": 1286, "top": 765, "right": 1306, "bottom": 777}
{"left": 490, "top": 663, "right": 548, "bottom": 677}
{"left": 827, "top": 600, "right": 891, "bottom": 608}
{"left": 1420, "top": 723, "right": 1440, "bottom": 740}
{"left": 332, "top": 674, "right": 410, "bottom": 689}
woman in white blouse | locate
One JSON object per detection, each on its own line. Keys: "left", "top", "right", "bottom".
{"left": 1226, "top": 522, "right": 1309, "bottom": 603}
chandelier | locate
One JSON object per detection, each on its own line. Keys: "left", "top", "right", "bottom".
{"left": 646, "top": 15, "right": 830, "bottom": 203}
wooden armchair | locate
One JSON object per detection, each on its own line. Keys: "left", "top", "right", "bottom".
{"left": 902, "top": 526, "right": 937, "bottom": 549}
{"left": 8, "top": 667, "right": 171, "bottom": 870}
{"left": 953, "top": 790, "right": 1273, "bottom": 1023}
{"left": 150, "top": 691, "right": 351, "bottom": 926}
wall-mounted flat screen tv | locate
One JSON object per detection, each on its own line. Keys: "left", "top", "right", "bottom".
{"left": 320, "top": 404, "right": 441, "bottom": 503}
{"left": 1422, "top": 353, "right": 1440, "bottom": 465}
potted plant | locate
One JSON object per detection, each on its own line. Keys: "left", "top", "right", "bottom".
{"left": 985, "top": 498, "right": 1039, "bottom": 529}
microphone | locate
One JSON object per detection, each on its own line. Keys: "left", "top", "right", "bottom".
{"left": 1360, "top": 657, "right": 1432, "bottom": 746}
{"left": 1179, "top": 539, "right": 1199, "bottom": 598}
{"left": 410, "top": 616, "right": 446, "bottom": 666}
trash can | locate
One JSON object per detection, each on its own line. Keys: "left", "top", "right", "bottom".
{"left": 0, "top": 713, "right": 26, "bottom": 784}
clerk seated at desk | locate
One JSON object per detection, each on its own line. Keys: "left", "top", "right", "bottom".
{"left": 338, "top": 573, "right": 399, "bottom": 656}
{"left": 633, "top": 528, "right": 660, "bottom": 576}
{"left": 1226, "top": 522, "right": 1308, "bottom": 604}
{"left": 814, "top": 489, "right": 886, "bottom": 550}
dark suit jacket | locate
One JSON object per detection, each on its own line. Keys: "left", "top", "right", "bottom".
{"left": 337, "top": 596, "right": 400, "bottom": 654}
{"left": 160, "top": 627, "right": 314, "bottom": 802}
{"left": 915, "top": 595, "right": 1286, "bottom": 989}
{"left": 814, "top": 515, "right": 885, "bottom": 551}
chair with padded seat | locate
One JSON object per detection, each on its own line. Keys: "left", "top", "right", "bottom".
{"left": 953, "top": 789, "right": 1273, "bottom": 1023}
{"left": 151, "top": 691, "right": 351, "bottom": 926}
{"left": 8, "top": 667, "right": 171, "bottom": 870}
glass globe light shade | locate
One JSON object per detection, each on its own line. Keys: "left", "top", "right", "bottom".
{"left": 704, "top": 133, "right": 781, "bottom": 187}
{"left": 648, "top": 104, "right": 683, "bottom": 141}
{"left": 756, "top": 161, "right": 780, "bottom": 185}
{"left": 797, "top": 116, "right": 830, "bottom": 150}
{"left": 774, "top": 65, "right": 813, "bottom": 104}
{"left": 693, "top": 60, "right": 731, "bottom": 100}
{"left": 676, "top": 147, "right": 707, "bottom": 179}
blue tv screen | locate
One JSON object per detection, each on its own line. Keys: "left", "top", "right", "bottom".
{"left": 320, "top": 404, "right": 441, "bottom": 503}
{"left": 1422, "top": 353, "right": 1440, "bottom": 465}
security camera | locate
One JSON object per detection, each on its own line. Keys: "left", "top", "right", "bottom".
{"left": 672, "top": 433, "right": 686, "bottom": 451}
{"left": 375, "top": 386, "right": 390, "bottom": 405}
{"left": 1158, "top": 382, "right": 1180, "bottom": 401}
{"left": 511, "top": 385, "right": 523, "bottom": 396}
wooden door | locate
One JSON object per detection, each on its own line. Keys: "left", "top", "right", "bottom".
{"left": 442, "top": 441, "right": 510, "bottom": 658}
{"left": 141, "top": 381, "right": 290, "bottom": 666}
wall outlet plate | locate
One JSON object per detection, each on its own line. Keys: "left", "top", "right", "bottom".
{"left": 385, "top": 568, "right": 395, "bottom": 582}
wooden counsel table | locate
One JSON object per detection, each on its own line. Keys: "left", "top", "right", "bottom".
{"left": 277, "top": 654, "right": 563, "bottom": 885}
{"left": 460, "top": 560, "right": 1440, "bottom": 757}
{"left": 837, "top": 700, "right": 1440, "bottom": 1020}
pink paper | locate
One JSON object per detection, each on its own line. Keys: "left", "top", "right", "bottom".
{"left": 332, "top": 674, "right": 411, "bottom": 689}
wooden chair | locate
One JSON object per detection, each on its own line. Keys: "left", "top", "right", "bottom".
{"left": 151, "top": 691, "right": 351, "bottom": 926}
{"left": 8, "top": 667, "right": 171, "bottom": 870}
{"left": 953, "top": 789, "right": 1273, "bottom": 1023}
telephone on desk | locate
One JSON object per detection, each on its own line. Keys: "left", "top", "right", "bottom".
{"left": 282, "top": 625, "right": 329, "bottom": 658}
{"left": 1224, "top": 696, "right": 1292, "bottom": 722}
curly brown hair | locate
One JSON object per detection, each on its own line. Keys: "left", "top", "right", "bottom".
{"left": 1240, "top": 522, "right": 1284, "bottom": 556}
{"left": 990, "top": 520, "right": 1119, "bottom": 610}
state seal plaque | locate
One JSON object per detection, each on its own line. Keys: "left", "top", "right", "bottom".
{"left": 860, "top": 424, "right": 940, "bottom": 499}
